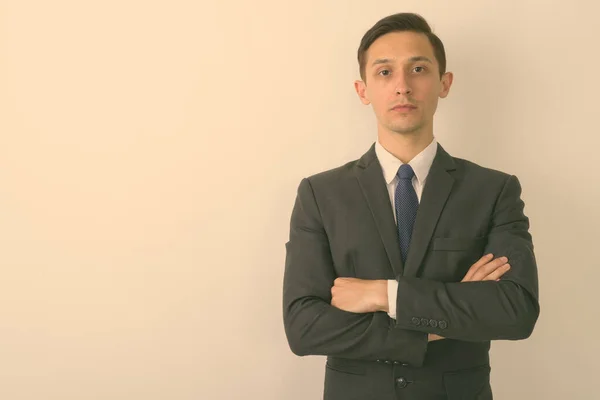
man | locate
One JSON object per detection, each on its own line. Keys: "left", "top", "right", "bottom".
{"left": 283, "top": 12, "right": 539, "bottom": 400}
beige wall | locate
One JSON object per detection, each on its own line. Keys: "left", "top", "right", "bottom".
{"left": 1, "top": 0, "right": 598, "bottom": 399}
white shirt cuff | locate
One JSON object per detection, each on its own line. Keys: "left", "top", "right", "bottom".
{"left": 387, "top": 279, "right": 398, "bottom": 319}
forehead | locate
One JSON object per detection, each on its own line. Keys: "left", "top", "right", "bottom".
{"left": 365, "top": 31, "right": 436, "bottom": 67}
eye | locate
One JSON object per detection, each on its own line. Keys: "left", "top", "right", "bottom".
{"left": 378, "top": 69, "right": 391, "bottom": 76}
{"left": 413, "top": 66, "right": 426, "bottom": 73}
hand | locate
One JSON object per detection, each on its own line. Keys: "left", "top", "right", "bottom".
{"left": 330, "top": 278, "right": 388, "bottom": 313}
{"left": 461, "top": 253, "right": 510, "bottom": 282}
{"left": 429, "top": 254, "right": 511, "bottom": 342}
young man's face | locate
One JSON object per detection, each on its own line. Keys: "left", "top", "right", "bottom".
{"left": 355, "top": 31, "right": 453, "bottom": 137}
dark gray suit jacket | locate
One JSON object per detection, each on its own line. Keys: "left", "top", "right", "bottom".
{"left": 283, "top": 142, "right": 539, "bottom": 400}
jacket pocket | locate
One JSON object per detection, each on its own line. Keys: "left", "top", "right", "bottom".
{"left": 325, "top": 357, "right": 367, "bottom": 376}
{"left": 324, "top": 359, "right": 372, "bottom": 400}
{"left": 432, "top": 236, "right": 487, "bottom": 252}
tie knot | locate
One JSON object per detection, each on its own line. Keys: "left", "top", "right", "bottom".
{"left": 397, "top": 164, "right": 415, "bottom": 180}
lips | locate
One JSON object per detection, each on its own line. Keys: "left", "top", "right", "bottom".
{"left": 392, "top": 105, "right": 416, "bottom": 111}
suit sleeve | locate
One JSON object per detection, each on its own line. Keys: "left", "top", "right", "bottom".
{"left": 393, "top": 175, "right": 540, "bottom": 341}
{"left": 283, "top": 178, "right": 429, "bottom": 366}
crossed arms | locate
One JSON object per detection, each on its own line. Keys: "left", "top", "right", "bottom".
{"left": 282, "top": 175, "right": 539, "bottom": 367}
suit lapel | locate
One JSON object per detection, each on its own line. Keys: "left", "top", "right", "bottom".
{"left": 354, "top": 142, "right": 457, "bottom": 279}
{"left": 355, "top": 143, "right": 404, "bottom": 277}
{"left": 403, "top": 144, "right": 457, "bottom": 277}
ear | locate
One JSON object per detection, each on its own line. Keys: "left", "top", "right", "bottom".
{"left": 354, "top": 80, "right": 371, "bottom": 105}
{"left": 439, "top": 72, "right": 453, "bottom": 99}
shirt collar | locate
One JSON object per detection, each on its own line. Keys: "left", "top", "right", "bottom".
{"left": 375, "top": 137, "right": 438, "bottom": 185}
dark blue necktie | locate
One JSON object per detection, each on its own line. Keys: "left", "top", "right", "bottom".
{"left": 395, "top": 164, "right": 418, "bottom": 263}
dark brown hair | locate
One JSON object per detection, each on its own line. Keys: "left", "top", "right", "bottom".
{"left": 357, "top": 13, "right": 446, "bottom": 81}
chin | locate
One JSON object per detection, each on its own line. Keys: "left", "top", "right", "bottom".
{"left": 386, "top": 117, "right": 420, "bottom": 132}
{"left": 389, "top": 124, "right": 422, "bottom": 135}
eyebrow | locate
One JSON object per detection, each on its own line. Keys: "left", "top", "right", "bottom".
{"left": 371, "top": 56, "right": 433, "bottom": 67}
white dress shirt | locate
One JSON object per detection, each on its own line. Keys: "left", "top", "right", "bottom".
{"left": 374, "top": 138, "right": 438, "bottom": 319}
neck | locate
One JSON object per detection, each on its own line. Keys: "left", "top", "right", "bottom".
{"left": 377, "top": 128, "right": 434, "bottom": 164}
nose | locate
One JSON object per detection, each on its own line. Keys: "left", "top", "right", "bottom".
{"left": 395, "top": 73, "right": 412, "bottom": 95}
{"left": 396, "top": 85, "right": 412, "bottom": 95}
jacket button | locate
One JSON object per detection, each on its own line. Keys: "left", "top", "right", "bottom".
{"left": 439, "top": 320, "right": 448, "bottom": 330}
{"left": 420, "top": 318, "right": 429, "bottom": 327}
{"left": 429, "top": 319, "right": 438, "bottom": 328}
{"left": 411, "top": 317, "right": 420, "bottom": 325}
{"left": 396, "top": 377, "right": 408, "bottom": 388}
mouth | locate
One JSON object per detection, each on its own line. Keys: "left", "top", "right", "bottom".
{"left": 391, "top": 104, "right": 417, "bottom": 112}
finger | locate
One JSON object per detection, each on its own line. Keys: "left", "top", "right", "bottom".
{"left": 486, "top": 263, "right": 511, "bottom": 281}
{"left": 333, "top": 277, "right": 347, "bottom": 286}
{"left": 482, "top": 263, "right": 511, "bottom": 281}
{"left": 472, "top": 256, "right": 508, "bottom": 281}
{"left": 462, "top": 253, "right": 494, "bottom": 282}
{"left": 472, "top": 258, "right": 507, "bottom": 281}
